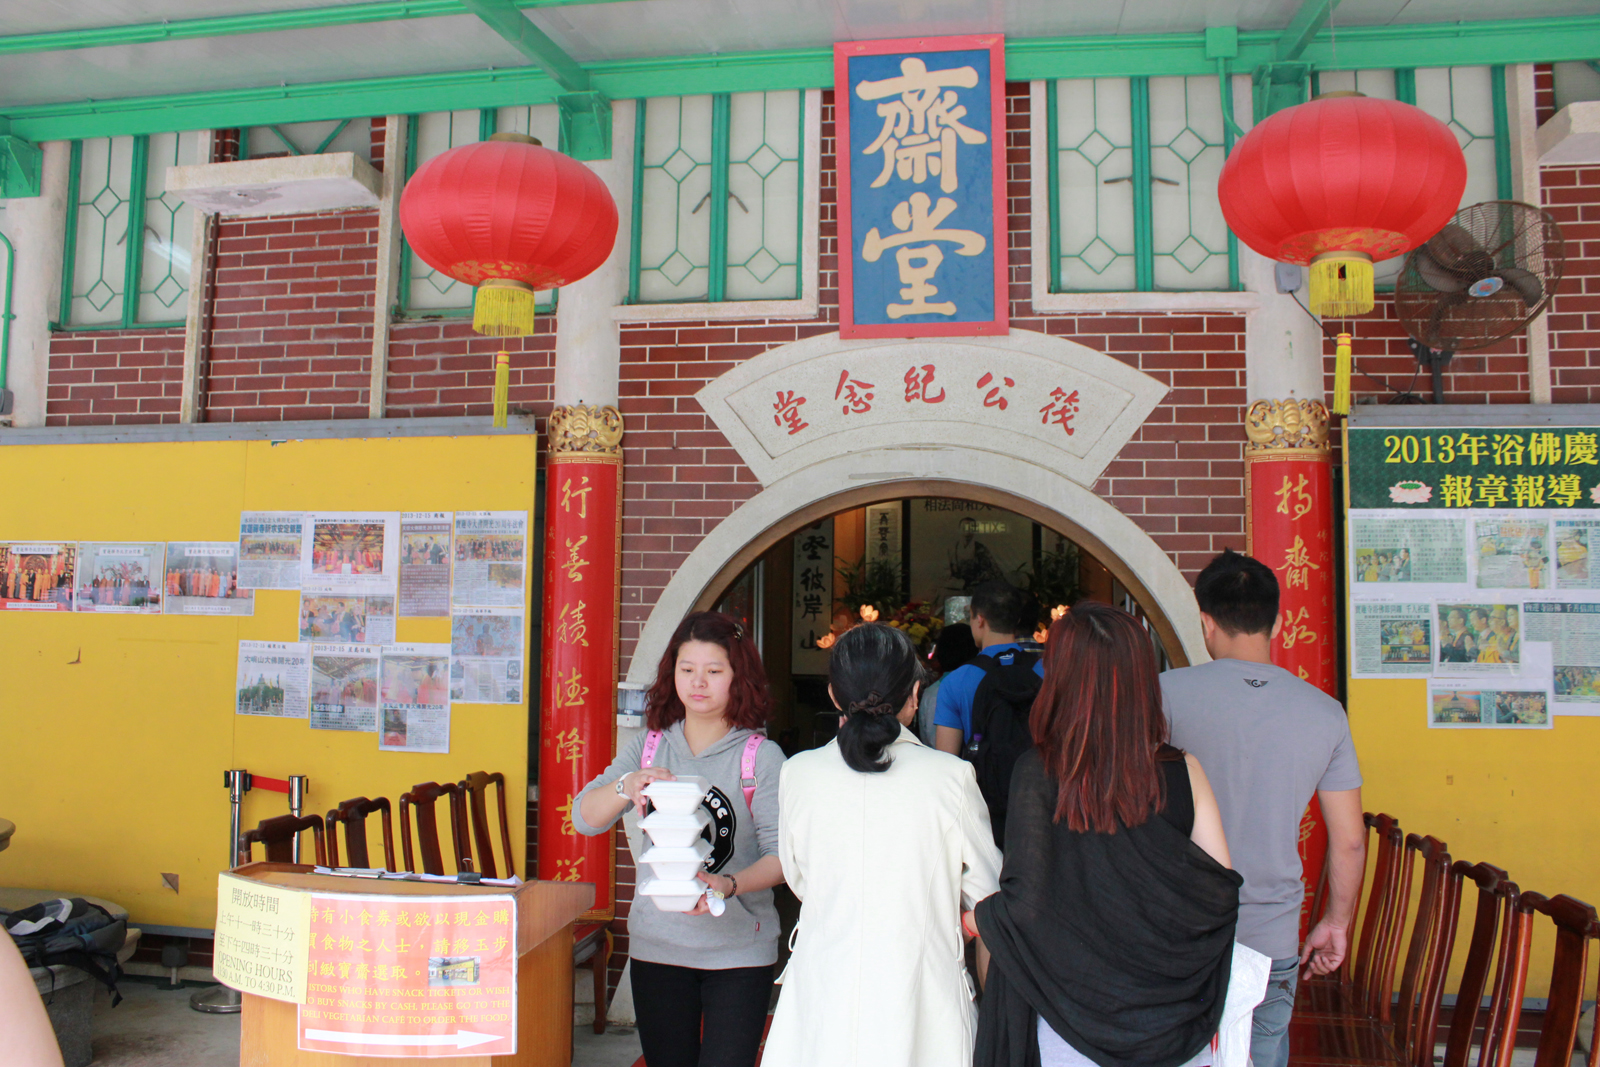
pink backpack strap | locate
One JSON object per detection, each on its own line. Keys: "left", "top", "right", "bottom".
{"left": 640, "top": 729, "right": 663, "bottom": 769}
{"left": 740, "top": 735, "right": 763, "bottom": 811}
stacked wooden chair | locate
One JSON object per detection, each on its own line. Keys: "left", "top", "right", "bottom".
{"left": 1288, "top": 812, "right": 1596, "bottom": 1067}
{"left": 234, "top": 769, "right": 614, "bottom": 1035}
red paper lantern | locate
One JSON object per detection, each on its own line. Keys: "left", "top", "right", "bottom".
{"left": 399, "top": 134, "right": 619, "bottom": 337}
{"left": 1219, "top": 94, "right": 1466, "bottom": 319}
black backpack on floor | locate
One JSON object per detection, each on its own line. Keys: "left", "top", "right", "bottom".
{"left": 962, "top": 648, "right": 1041, "bottom": 847}
{"left": 2, "top": 897, "right": 125, "bottom": 1005}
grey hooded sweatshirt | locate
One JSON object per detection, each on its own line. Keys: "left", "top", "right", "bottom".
{"left": 572, "top": 722, "right": 785, "bottom": 969}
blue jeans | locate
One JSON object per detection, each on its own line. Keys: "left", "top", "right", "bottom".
{"left": 1251, "top": 955, "right": 1300, "bottom": 1067}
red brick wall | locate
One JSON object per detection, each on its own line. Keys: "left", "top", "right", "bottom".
{"left": 204, "top": 210, "right": 377, "bottom": 421}
{"left": 385, "top": 319, "right": 554, "bottom": 419}
{"left": 44, "top": 328, "right": 186, "bottom": 426}
{"left": 1543, "top": 166, "right": 1600, "bottom": 404}
{"left": 615, "top": 82, "right": 1249, "bottom": 674}
{"left": 1535, "top": 64, "right": 1557, "bottom": 128}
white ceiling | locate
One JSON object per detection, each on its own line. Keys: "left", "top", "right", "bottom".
{"left": 1, "top": 0, "right": 1594, "bottom": 112}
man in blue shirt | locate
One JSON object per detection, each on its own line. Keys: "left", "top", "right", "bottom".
{"left": 933, "top": 581, "right": 1044, "bottom": 754}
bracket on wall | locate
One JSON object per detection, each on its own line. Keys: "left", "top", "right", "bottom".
{"left": 0, "top": 133, "right": 41, "bottom": 198}
{"left": 1253, "top": 63, "right": 1310, "bottom": 122}
{"left": 559, "top": 92, "right": 613, "bottom": 161}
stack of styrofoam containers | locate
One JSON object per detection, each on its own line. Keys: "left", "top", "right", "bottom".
{"left": 638, "top": 777, "right": 713, "bottom": 911}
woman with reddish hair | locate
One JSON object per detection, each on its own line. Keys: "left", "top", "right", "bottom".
{"left": 574, "top": 611, "right": 785, "bottom": 1067}
{"left": 975, "top": 601, "right": 1244, "bottom": 1067}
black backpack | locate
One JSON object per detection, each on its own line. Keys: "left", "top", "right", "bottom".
{"left": 962, "top": 648, "right": 1041, "bottom": 847}
{"left": 2, "top": 897, "right": 125, "bottom": 1005}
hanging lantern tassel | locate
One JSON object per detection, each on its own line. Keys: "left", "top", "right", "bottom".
{"left": 1333, "top": 332, "right": 1353, "bottom": 416}
{"left": 1308, "top": 252, "right": 1375, "bottom": 317}
{"left": 492, "top": 351, "right": 510, "bottom": 428}
{"left": 474, "top": 278, "right": 538, "bottom": 337}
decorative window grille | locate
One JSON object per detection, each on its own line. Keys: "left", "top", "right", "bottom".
{"left": 59, "top": 132, "right": 203, "bottom": 329}
{"left": 398, "top": 106, "right": 561, "bottom": 317}
{"left": 1048, "top": 66, "right": 1511, "bottom": 296}
{"left": 629, "top": 90, "right": 804, "bottom": 304}
{"left": 1048, "top": 76, "right": 1235, "bottom": 294}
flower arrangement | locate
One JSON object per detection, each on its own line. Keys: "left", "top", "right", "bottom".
{"left": 884, "top": 599, "right": 943, "bottom": 653}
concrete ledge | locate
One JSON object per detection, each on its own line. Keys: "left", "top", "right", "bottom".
{"left": 166, "top": 152, "right": 382, "bottom": 216}
{"left": 1537, "top": 102, "right": 1600, "bottom": 165}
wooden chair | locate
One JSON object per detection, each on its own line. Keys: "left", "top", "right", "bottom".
{"left": 1439, "top": 863, "right": 1521, "bottom": 1067}
{"left": 398, "top": 781, "right": 470, "bottom": 875}
{"left": 325, "top": 796, "right": 396, "bottom": 871}
{"left": 1366, "top": 822, "right": 1415, "bottom": 1022}
{"left": 1496, "top": 893, "right": 1599, "bottom": 1067}
{"left": 1391, "top": 836, "right": 1454, "bottom": 1067}
{"left": 459, "top": 771, "right": 515, "bottom": 880}
{"left": 1299, "top": 812, "right": 1402, "bottom": 1017}
{"left": 238, "top": 813, "right": 326, "bottom": 867}
{"left": 573, "top": 924, "right": 613, "bottom": 1035}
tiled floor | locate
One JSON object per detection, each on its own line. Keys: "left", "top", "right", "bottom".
{"left": 87, "top": 978, "right": 644, "bottom": 1066}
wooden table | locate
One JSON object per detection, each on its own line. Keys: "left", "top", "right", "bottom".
{"left": 231, "top": 863, "right": 593, "bottom": 1067}
{"left": 0, "top": 818, "right": 14, "bottom": 853}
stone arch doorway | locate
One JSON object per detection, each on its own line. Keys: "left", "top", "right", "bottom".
{"left": 625, "top": 445, "right": 1207, "bottom": 688}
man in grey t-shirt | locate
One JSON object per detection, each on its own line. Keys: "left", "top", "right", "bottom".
{"left": 1162, "top": 550, "right": 1365, "bottom": 1067}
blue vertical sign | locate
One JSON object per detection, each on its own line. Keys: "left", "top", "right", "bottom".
{"left": 836, "top": 35, "right": 1008, "bottom": 338}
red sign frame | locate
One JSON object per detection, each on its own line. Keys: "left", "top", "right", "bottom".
{"left": 834, "top": 34, "right": 1010, "bottom": 339}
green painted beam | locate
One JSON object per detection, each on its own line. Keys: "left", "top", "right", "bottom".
{"left": 1276, "top": 0, "right": 1341, "bottom": 62}
{"left": 0, "top": 0, "right": 631, "bottom": 56}
{"left": 6, "top": 16, "right": 1600, "bottom": 142}
{"left": 460, "top": 0, "right": 589, "bottom": 91}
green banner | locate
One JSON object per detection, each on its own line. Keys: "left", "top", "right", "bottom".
{"left": 1348, "top": 427, "right": 1600, "bottom": 510}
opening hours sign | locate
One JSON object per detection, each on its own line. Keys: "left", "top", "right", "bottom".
{"left": 836, "top": 35, "right": 1008, "bottom": 338}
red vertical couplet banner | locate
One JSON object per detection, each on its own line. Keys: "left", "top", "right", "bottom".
{"left": 537, "top": 406, "right": 624, "bottom": 922}
{"left": 1244, "top": 399, "right": 1337, "bottom": 940}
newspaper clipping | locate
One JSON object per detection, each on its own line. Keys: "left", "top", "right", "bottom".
{"left": 236, "top": 641, "right": 311, "bottom": 719}
{"left": 238, "top": 512, "right": 305, "bottom": 590}
{"left": 1524, "top": 602, "right": 1600, "bottom": 706}
{"left": 451, "top": 512, "right": 527, "bottom": 608}
{"left": 298, "top": 594, "right": 395, "bottom": 646}
{"left": 1433, "top": 602, "right": 1522, "bottom": 674}
{"left": 1351, "top": 602, "right": 1433, "bottom": 678}
{"left": 1428, "top": 684, "right": 1552, "bottom": 729}
{"left": 0, "top": 543, "right": 75, "bottom": 611}
{"left": 449, "top": 606, "right": 524, "bottom": 705}
{"left": 1554, "top": 519, "right": 1600, "bottom": 589}
{"left": 1351, "top": 515, "right": 1467, "bottom": 585}
{"left": 164, "top": 542, "right": 253, "bottom": 616}
{"left": 300, "top": 512, "right": 399, "bottom": 597}
{"left": 74, "top": 542, "right": 165, "bottom": 614}
{"left": 398, "top": 512, "right": 452, "bottom": 617}
{"left": 310, "top": 644, "right": 380, "bottom": 732}
{"left": 1474, "top": 518, "right": 1553, "bottom": 590}
{"left": 379, "top": 643, "right": 451, "bottom": 754}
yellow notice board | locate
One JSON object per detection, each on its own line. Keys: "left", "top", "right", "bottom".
{"left": 1344, "top": 408, "right": 1600, "bottom": 997}
{"left": 0, "top": 420, "right": 536, "bottom": 930}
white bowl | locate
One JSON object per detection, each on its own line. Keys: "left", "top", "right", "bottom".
{"left": 640, "top": 878, "right": 706, "bottom": 912}
{"left": 642, "top": 776, "right": 711, "bottom": 814}
{"left": 639, "top": 809, "right": 712, "bottom": 849}
{"left": 639, "top": 839, "right": 713, "bottom": 881}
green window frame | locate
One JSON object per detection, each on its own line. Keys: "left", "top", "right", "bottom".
{"left": 395, "top": 107, "right": 559, "bottom": 320}
{"left": 627, "top": 90, "right": 805, "bottom": 305}
{"left": 57, "top": 132, "right": 198, "bottom": 331}
{"left": 1046, "top": 76, "right": 1239, "bottom": 295}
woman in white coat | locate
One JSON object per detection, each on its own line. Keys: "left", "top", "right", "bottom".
{"left": 763, "top": 623, "right": 1002, "bottom": 1067}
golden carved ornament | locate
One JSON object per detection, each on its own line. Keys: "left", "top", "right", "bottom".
{"left": 548, "top": 404, "right": 624, "bottom": 457}
{"left": 1244, "top": 398, "right": 1330, "bottom": 454}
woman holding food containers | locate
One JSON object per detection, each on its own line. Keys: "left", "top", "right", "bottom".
{"left": 574, "top": 610, "right": 786, "bottom": 1067}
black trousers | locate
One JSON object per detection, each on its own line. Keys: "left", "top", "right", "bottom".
{"left": 630, "top": 958, "right": 773, "bottom": 1067}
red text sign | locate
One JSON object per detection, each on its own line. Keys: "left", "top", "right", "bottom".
{"left": 297, "top": 893, "right": 517, "bottom": 1058}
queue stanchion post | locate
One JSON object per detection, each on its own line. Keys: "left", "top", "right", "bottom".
{"left": 287, "top": 775, "right": 309, "bottom": 863}
{"left": 190, "top": 768, "right": 253, "bottom": 1015}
